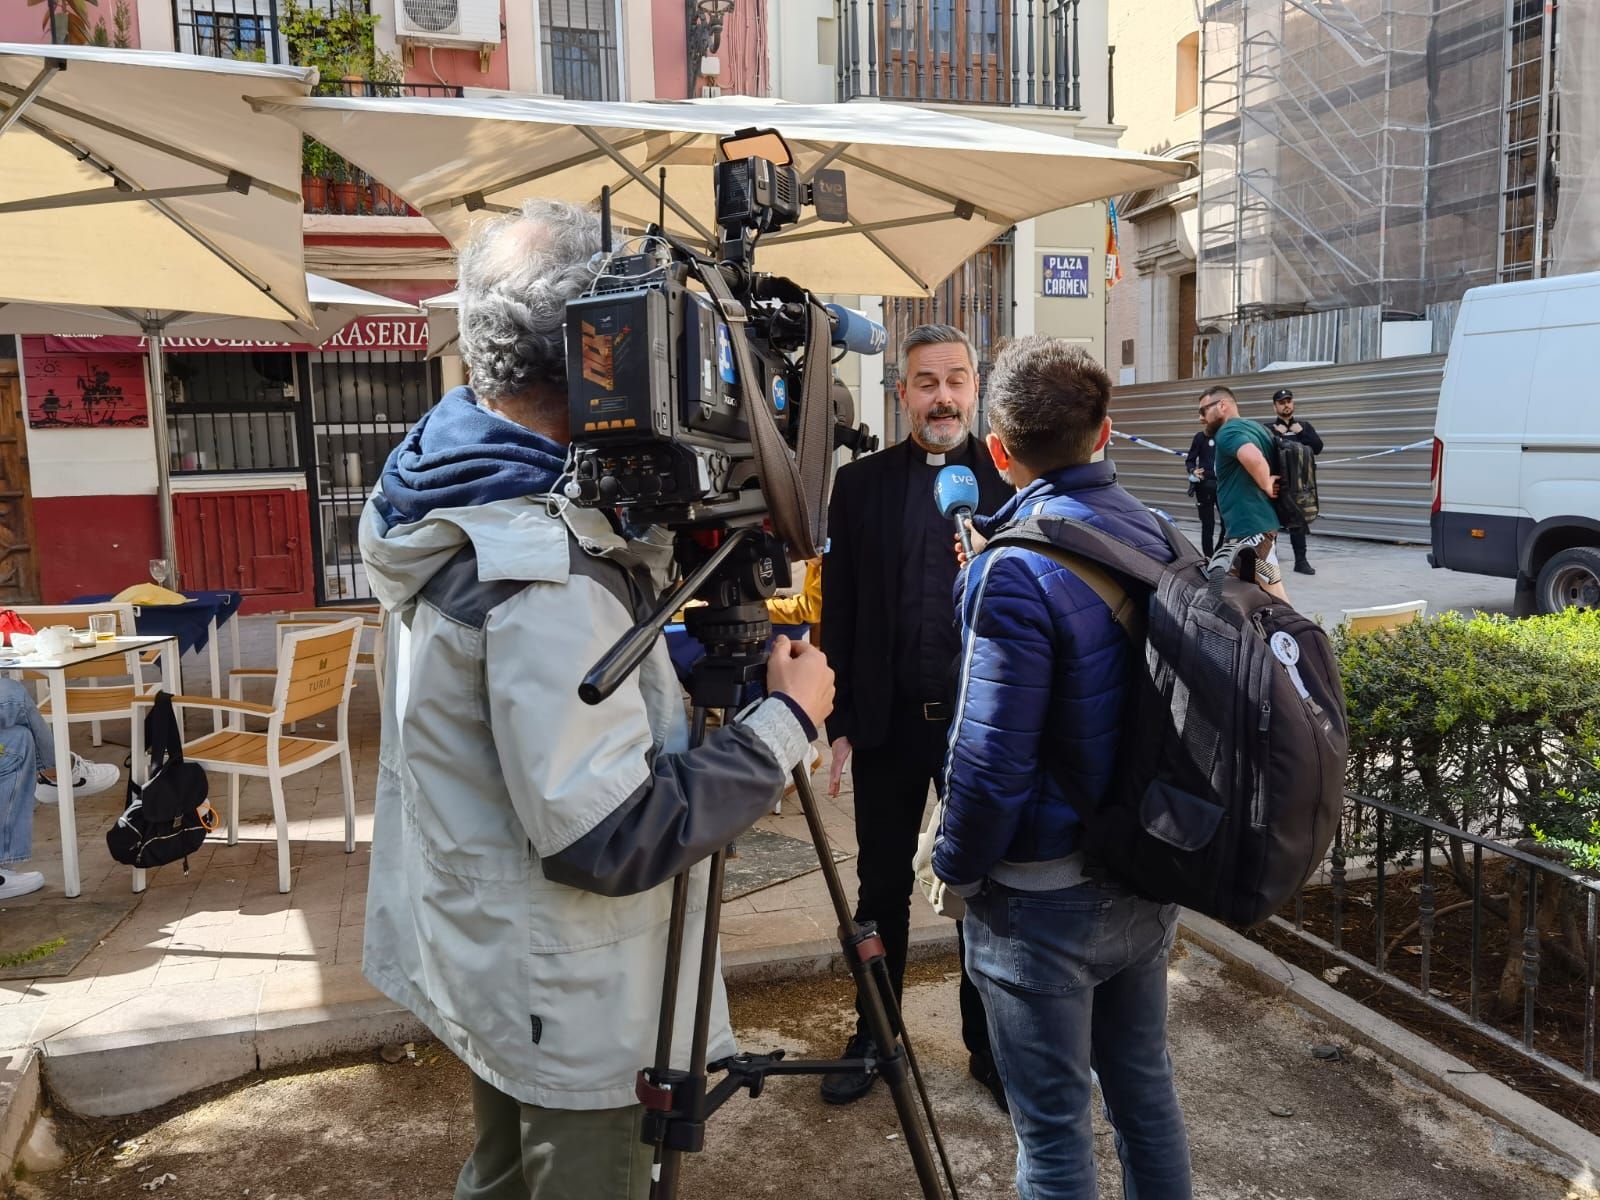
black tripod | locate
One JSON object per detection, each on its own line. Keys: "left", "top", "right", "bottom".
{"left": 580, "top": 527, "right": 961, "bottom": 1200}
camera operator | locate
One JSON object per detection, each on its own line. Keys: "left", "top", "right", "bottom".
{"left": 820, "top": 324, "right": 1012, "bottom": 1109}
{"left": 359, "top": 199, "right": 833, "bottom": 1200}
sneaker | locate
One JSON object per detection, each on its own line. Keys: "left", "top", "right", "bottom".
{"left": 0, "top": 871, "right": 45, "bottom": 901}
{"left": 1294, "top": 561, "right": 1317, "bottom": 576}
{"left": 820, "top": 1031, "right": 880, "bottom": 1105}
{"left": 969, "top": 1053, "right": 1009, "bottom": 1113}
{"left": 35, "top": 754, "right": 120, "bottom": 805}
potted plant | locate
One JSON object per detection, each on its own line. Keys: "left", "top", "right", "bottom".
{"left": 331, "top": 157, "right": 362, "bottom": 215}
{"left": 301, "top": 139, "right": 332, "bottom": 212}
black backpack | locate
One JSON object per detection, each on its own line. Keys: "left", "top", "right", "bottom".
{"left": 986, "top": 515, "right": 1348, "bottom": 928}
{"left": 1270, "top": 432, "right": 1320, "bottom": 530}
{"left": 107, "top": 692, "right": 212, "bottom": 871}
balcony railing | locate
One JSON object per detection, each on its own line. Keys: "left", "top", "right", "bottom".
{"left": 836, "top": 0, "right": 1081, "bottom": 111}
{"left": 303, "top": 80, "right": 464, "bottom": 216}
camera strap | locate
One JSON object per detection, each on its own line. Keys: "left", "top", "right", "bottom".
{"left": 694, "top": 262, "right": 833, "bottom": 559}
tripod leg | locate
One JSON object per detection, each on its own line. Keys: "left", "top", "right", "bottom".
{"left": 789, "top": 766, "right": 960, "bottom": 1200}
{"left": 644, "top": 708, "right": 707, "bottom": 1185}
{"left": 654, "top": 840, "right": 728, "bottom": 1200}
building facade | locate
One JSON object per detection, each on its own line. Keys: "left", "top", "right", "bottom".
{"left": 3, "top": 0, "right": 1125, "bottom": 604}
{"left": 1101, "top": 0, "right": 1201, "bottom": 386}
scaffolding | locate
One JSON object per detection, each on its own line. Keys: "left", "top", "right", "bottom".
{"left": 1197, "top": 0, "right": 1552, "bottom": 328}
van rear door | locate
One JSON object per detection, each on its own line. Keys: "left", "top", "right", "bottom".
{"left": 1432, "top": 286, "right": 1540, "bottom": 577}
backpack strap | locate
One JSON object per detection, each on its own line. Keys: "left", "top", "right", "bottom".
{"left": 988, "top": 513, "right": 1195, "bottom": 591}
{"left": 144, "top": 691, "right": 184, "bottom": 772}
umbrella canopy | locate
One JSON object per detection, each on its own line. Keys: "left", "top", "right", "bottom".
{"left": 249, "top": 93, "right": 1193, "bottom": 297}
{"left": 0, "top": 274, "right": 422, "bottom": 346}
{"left": 0, "top": 43, "right": 316, "bottom": 324}
{"left": 421, "top": 290, "right": 459, "bottom": 359}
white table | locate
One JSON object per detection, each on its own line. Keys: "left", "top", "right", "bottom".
{"left": 7, "top": 635, "right": 180, "bottom": 898}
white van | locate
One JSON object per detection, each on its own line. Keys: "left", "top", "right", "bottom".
{"left": 1430, "top": 272, "right": 1600, "bottom": 612}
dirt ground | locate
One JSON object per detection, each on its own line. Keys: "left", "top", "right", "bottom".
{"left": 10, "top": 946, "right": 1594, "bottom": 1200}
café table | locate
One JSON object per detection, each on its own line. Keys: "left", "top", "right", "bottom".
{"left": 1, "top": 634, "right": 180, "bottom": 898}
{"left": 73, "top": 591, "right": 242, "bottom": 732}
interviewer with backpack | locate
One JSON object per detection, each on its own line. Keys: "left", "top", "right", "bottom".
{"left": 934, "top": 338, "right": 1192, "bottom": 1200}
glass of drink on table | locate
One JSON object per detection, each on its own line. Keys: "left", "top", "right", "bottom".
{"left": 89, "top": 613, "right": 116, "bottom": 641}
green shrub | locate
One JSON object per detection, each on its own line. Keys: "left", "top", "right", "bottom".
{"left": 1335, "top": 608, "right": 1600, "bottom": 869}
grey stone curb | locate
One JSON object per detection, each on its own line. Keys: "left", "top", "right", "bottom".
{"left": 0, "top": 1048, "right": 41, "bottom": 1186}
{"left": 36, "top": 1001, "right": 428, "bottom": 1120}
{"left": 1179, "top": 911, "right": 1600, "bottom": 1176}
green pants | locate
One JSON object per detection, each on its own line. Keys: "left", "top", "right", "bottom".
{"left": 456, "top": 1073, "right": 655, "bottom": 1200}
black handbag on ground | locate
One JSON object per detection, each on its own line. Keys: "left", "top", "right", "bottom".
{"left": 106, "top": 692, "right": 214, "bottom": 871}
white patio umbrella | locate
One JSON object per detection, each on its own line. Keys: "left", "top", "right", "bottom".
{"left": 0, "top": 273, "right": 423, "bottom": 345}
{"left": 248, "top": 93, "right": 1194, "bottom": 297}
{"left": 0, "top": 43, "right": 318, "bottom": 575}
{"left": 421, "top": 290, "right": 460, "bottom": 359}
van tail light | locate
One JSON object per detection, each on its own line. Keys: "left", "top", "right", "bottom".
{"left": 1430, "top": 437, "right": 1444, "bottom": 515}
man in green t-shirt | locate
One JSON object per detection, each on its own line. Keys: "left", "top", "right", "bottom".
{"left": 1199, "top": 385, "right": 1289, "bottom": 601}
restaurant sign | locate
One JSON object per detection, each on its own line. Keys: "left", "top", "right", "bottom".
{"left": 40, "top": 315, "right": 430, "bottom": 355}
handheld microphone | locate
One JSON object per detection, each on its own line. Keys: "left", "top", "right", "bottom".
{"left": 934, "top": 465, "right": 981, "bottom": 561}
{"left": 824, "top": 303, "right": 888, "bottom": 356}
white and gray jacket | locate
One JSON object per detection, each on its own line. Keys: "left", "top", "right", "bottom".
{"left": 359, "top": 493, "right": 811, "bottom": 1110}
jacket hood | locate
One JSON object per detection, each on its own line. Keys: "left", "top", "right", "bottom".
{"left": 373, "top": 387, "right": 567, "bottom": 530}
{"left": 974, "top": 459, "right": 1121, "bottom": 536}
{"left": 360, "top": 386, "right": 578, "bottom": 611}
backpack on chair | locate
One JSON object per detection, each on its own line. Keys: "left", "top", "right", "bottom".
{"left": 985, "top": 515, "right": 1348, "bottom": 928}
{"left": 107, "top": 692, "right": 215, "bottom": 872}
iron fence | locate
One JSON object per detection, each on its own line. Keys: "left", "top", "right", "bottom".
{"left": 836, "top": 0, "right": 1080, "bottom": 110}
{"left": 1274, "top": 792, "right": 1600, "bottom": 1094}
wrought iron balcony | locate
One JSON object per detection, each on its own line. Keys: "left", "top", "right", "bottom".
{"left": 835, "top": 0, "right": 1082, "bottom": 111}
{"left": 303, "top": 80, "right": 464, "bottom": 216}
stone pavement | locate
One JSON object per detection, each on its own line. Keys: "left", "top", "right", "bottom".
{"left": 0, "top": 534, "right": 1531, "bottom": 1118}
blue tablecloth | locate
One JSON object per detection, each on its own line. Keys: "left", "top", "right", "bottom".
{"left": 72, "top": 590, "right": 243, "bottom": 655}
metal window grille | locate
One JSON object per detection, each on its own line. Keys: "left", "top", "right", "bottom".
{"left": 165, "top": 351, "right": 301, "bottom": 474}
{"left": 305, "top": 349, "right": 440, "bottom": 603}
{"left": 540, "top": 0, "right": 621, "bottom": 101}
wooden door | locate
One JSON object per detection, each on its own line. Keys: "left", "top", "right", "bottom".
{"left": 174, "top": 488, "right": 313, "bottom": 611}
{"left": 0, "top": 358, "right": 41, "bottom": 604}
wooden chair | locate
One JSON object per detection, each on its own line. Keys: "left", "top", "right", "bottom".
{"left": 276, "top": 611, "right": 383, "bottom": 683}
{"left": 1340, "top": 600, "right": 1428, "bottom": 635}
{"left": 12, "top": 603, "right": 164, "bottom": 746}
{"left": 132, "top": 618, "right": 364, "bottom": 894}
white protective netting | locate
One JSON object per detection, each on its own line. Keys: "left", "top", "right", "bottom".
{"left": 1553, "top": 2, "right": 1600, "bottom": 275}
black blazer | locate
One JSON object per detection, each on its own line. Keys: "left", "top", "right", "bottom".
{"left": 820, "top": 435, "right": 1011, "bottom": 750}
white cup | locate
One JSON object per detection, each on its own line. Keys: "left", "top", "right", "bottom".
{"left": 10, "top": 632, "right": 36, "bottom": 655}
{"left": 37, "top": 626, "right": 74, "bottom": 657}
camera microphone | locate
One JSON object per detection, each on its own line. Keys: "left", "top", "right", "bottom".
{"left": 933, "top": 465, "right": 981, "bottom": 561}
{"left": 824, "top": 304, "right": 887, "bottom": 356}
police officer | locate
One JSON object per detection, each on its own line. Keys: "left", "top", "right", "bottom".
{"left": 1184, "top": 415, "right": 1224, "bottom": 557}
{"left": 1269, "top": 387, "right": 1323, "bottom": 575}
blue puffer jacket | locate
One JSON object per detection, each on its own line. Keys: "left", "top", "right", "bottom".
{"left": 933, "top": 459, "right": 1175, "bottom": 887}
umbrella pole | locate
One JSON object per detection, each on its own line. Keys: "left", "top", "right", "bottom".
{"left": 145, "top": 326, "right": 180, "bottom": 584}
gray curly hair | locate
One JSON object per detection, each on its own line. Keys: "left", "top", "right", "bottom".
{"left": 456, "top": 199, "right": 602, "bottom": 405}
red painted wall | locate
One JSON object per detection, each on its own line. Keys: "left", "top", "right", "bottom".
{"left": 653, "top": 0, "right": 769, "bottom": 99}
{"left": 35, "top": 494, "right": 161, "bottom": 603}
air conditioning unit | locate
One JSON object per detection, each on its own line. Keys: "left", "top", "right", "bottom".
{"left": 395, "top": 0, "right": 501, "bottom": 49}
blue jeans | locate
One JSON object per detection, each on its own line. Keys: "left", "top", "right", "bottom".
{"left": 963, "top": 877, "right": 1192, "bottom": 1200}
{"left": 0, "top": 679, "right": 54, "bottom": 866}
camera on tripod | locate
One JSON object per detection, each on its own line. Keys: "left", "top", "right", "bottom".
{"left": 560, "top": 127, "right": 881, "bottom": 534}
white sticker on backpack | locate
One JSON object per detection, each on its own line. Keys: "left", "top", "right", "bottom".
{"left": 1270, "top": 631, "right": 1312, "bottom": 701}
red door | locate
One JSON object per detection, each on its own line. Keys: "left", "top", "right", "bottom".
{"left": 174, "top": 489, "right": 315, "bottom": 613}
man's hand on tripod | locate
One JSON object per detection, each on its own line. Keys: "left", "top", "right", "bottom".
{"left": 767, "top": 635, "right": 835, "bottom": 732}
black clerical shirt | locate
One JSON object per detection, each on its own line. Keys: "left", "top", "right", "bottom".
{"left": 893, "top": 441, "right": 973, "bottom": 707}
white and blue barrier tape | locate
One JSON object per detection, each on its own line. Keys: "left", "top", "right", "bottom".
{"left": 1108, "top": 431, "right": 1433, "bottom": 468}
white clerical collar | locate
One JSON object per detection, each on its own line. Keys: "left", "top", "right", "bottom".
{"left": 925, "top": 451, "right": 946, "bottom": 466}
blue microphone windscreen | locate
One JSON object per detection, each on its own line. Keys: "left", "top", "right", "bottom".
{"left": 934, "top": 464, "right": 981, "bottom": 519}
{"left": 824, "top": 303, "right": 888, "bottom": 356}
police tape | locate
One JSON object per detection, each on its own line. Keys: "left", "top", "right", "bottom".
{"left": 1107, "top": 431, "right": 1434, "bottom": 467}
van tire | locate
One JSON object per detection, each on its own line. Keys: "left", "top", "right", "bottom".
{"left": 1535, "top": 547, "right": 1600, "bottom": 613}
